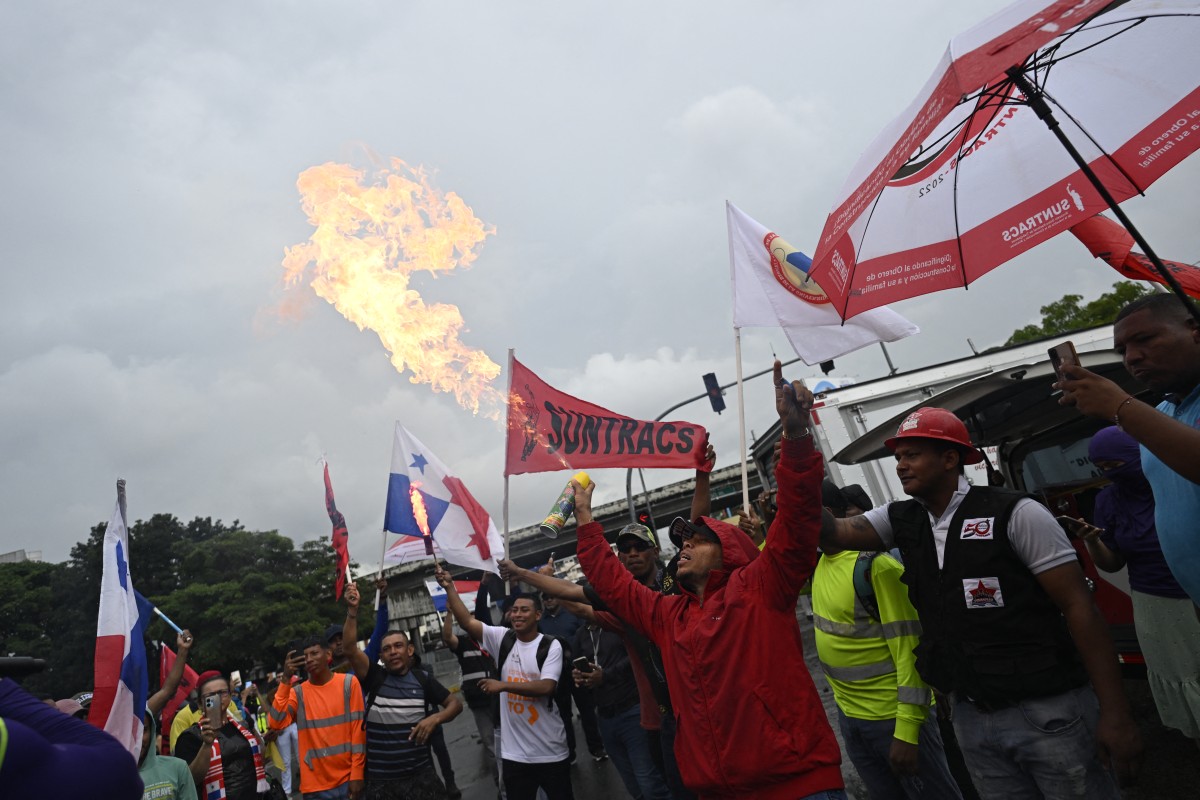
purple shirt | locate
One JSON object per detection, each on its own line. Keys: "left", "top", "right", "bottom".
{"left": 1094, "top": 484, "right": 1188, "bottom": 599}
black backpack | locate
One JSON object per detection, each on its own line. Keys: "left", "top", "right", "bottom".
{"left": 496, "top": 630, "right": 560, "bottom": 711}
{"left": 852, "top": 551, "right": 884, "bottom": 623}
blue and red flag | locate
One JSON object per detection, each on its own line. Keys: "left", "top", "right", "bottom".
{"left": 90, "top": 485, "right": 150, "bottom": 757}
{"left": 324, "top": 461, "right": 351, "bottom": 599}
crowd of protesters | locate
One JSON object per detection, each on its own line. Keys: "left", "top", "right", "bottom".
{"left": 3, "top": 293, "right": 1200, "bottom": 800}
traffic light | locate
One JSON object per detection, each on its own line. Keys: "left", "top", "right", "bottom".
{"left": 637, "top": 511, "right": 651, "bottom": 526}
{"left": 702, "top": 372, "right": 725, "bottom": 414}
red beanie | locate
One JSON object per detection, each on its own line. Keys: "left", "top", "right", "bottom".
{"left": 196, "top": 670, "right": 225, "bottom": 694}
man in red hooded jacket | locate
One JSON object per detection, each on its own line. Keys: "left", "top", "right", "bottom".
{"left": 574, "top": 361, "right": 844, "bottom": 800}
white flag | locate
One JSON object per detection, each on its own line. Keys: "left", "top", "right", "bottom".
{"left": 728, "top": 202, "right": 919, "bottom": 364}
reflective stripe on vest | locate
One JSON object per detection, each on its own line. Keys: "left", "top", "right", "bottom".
{"left": 813, "top": 613, "right": 883, "bottom": 640}
{"left": 821, "top": 658, "right": 896, "bottom": 682}
{"left": 303, "top": 741, "right": 366, "bottom": 771}
{"left": 898, "top": 685, "right": 932, "bottom": 706}
{"left": 295, "top": 675, "right": 362, "bottom": 732}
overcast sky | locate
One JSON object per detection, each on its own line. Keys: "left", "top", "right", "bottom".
{"left": 3, "top": 1, "right": 1196, "bottom": 567}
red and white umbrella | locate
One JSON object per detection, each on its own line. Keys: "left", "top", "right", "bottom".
{"left": 810, "top": 0, "right": 1200, "bottom": 320}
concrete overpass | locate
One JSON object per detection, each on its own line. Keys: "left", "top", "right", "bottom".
{"left": 373, "top": 460, "right": 772, "bottom": 643}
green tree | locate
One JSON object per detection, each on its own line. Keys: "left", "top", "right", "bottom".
{"left": 0, "top": 518, "right": 361, "bottom": 700}
{"left": 1005, "top": 281, "right": 1156, "bottom": 345}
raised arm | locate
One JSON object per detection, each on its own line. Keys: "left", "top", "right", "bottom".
{"left": 148, "top": 629, "right": 194, "bottom": 717}
{"left": 1060, "top": 364, "right": 1200, "bottom": 484}
{"left": 434, "top": 563, "right": 484, "bottom": 644}
{"left": 498, "top": 558, "right": 589, "bottom": 603}
{"left": 364, "top": 577, "right": 390, "bottom": 664}
{"left": 745, "top": 361, "right": 824, "bottom": 608}
{"left": 267, "top": 653, "right": 302, "bottom": 731}
{"left": 441, "top": 611, "right": 459, "bottom": 651}
{"left": 342, "top": 583, "right": 371, "bottom": 682}
{"left": 689, "top": 442, "right": 717, "bottom": 520}
{"left": 574, "top": 481, "right": 667, "bottom": 641}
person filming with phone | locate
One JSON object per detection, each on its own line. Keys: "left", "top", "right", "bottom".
{"left": 572, "top": 618, "right": 671, "bottom": 800}
{"left": 1056, "top": 293, "right": 1200, "bottom": 608}
{"left": 268, "top": 636, "right": 366, "bottom": 799}
{"left": 174, "top": 671, "right": 269, "bottom": 800}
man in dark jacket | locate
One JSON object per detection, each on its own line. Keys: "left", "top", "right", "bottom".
{"left": 575, "top": 361, "right": 844, "bottom": 800}
{"left": 573, "top": 621, "right": 670, "bottom": 800}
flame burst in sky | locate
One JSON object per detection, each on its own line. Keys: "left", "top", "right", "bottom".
{"left": 282, "top": 157, "right": 502, "bottom": 414}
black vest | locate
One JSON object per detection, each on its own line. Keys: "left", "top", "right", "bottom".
{"left": 889, "top": 486, "right": 1086, "bottom": 706}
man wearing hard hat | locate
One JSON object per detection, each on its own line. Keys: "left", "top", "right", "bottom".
{"left": 821, "top": 407, "right": 1142, "bottom": 800}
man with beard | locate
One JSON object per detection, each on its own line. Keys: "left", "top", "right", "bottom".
{"left": 342, "top": 582, "right": 462, "bottom": 800}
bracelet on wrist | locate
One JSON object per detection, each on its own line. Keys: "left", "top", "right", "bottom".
{"left": 1113, "top": 396, "right": 1135, "bottom": 430}
{"left": 781, "top": 428, "right": 812, "bottom": 441}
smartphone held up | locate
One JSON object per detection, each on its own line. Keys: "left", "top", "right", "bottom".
{"left": 1048, "top": 341, "right": 1080, "bottom": 385}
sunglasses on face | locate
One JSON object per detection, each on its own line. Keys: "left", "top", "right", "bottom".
{"left": 680, "top": 528, "right": 718, "bottom": 545}
{"left": 617, "top": 539, "right": 654, "bottom": 554}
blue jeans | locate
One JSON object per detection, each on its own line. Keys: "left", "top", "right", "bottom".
{"left": 799, "top": 792, "right": 848, "bottom": 799}
{"left": 837, "top": 710, "right": 963, "bottom": 799}
{"left": 598, "top": 705, "right": 671, "bottom": 800}
{"left": 304, "top": 784, "right": 350, "bottom": 800}
{"left": 951, "top": 686, "right": 1120, "bottom": 799}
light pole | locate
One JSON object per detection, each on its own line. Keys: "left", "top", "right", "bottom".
{"left": 624, "top": 356, "right": 802, "bottom": 524}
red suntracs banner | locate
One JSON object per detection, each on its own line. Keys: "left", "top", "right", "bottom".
{"left": 505, "top": 358, "right": 710, "bottom": 476}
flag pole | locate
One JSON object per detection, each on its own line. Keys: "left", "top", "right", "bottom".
{"left": 116, "top": 478, "right": 128, "bottom": 530}
{"left": 504, "top": 348, "right": 514, "bottom": 595}
{"left": 503, "top": 349, "right": 514, "bottom": 562}
{"left": 375, "top": 527, "right": 388, "bottom": 611}
{"left": 733, "top": 328, "right": 751, "bottom": 512}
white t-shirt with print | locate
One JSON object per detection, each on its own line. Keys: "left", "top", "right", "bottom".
{"left": 480, "top": 624, "right": 568, "bottom": 763}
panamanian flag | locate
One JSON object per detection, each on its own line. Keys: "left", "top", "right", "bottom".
{"left": 90, "top": 491, "right": 150, "bottom": 757}
{"left": 424, "top": 580, "right": 483, "bottom": 613}
{"left": 384, "top": 423, "right": 503, "bottom": 575}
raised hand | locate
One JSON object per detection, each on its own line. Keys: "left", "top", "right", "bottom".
{"left": 773, "top": 359, "right": 813, "bottom": 437}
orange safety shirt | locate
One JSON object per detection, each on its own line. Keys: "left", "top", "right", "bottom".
{"left": 269, "top": 673, "right": 365, "bottom": 793}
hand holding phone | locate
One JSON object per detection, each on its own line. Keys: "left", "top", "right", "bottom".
{"left": 1048, "top": 341, "right": 1080, "bottom": 384}
{"left": 1056, "top": 515, "right": 1100, "bottom": 541}
{"left": 572, "top": 656, "right": 593, "bottom": 674}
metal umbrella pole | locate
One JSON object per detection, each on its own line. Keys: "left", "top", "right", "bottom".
{"left": 1006, "top": 66, "right": 1200, "bottom": 325}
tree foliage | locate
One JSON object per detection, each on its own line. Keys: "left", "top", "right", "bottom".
{"left": 1005, "top": 281, "right": 1156, "bottom": 345}
{"left": 0, "top": 516, "right": 360, "bottom": 700}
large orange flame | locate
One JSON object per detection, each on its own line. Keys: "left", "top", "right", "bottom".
{"left": 282, "top": 157, "right": 502, "bottom": 415}
{"left": 409, "top": 483, "right": 430, "bottom": 537}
